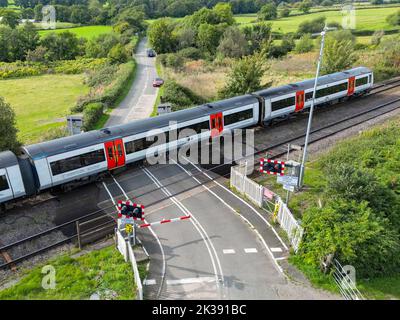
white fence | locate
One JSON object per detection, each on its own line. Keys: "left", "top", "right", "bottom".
{"left": 230, "top": 166, "right": 263, "bottom": 207}
{"left": 230, "top": 165, "right": 303, "bottom": 252}
{"left": 274, "top": 197, "right": 303, "bottom": 253}
{"left": 115, "top": 229, "right": 144, "bottom": 300}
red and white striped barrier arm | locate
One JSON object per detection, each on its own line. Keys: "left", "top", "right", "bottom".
{"left": 139, "top": 215, "right": 191, "bottom": 228}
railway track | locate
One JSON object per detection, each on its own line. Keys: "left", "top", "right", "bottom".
{"left": 1, "top": 77, "right": 399, "bottom": 271}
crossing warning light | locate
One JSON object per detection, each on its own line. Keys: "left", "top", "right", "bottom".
{"left": 117, "top": 200, "right": 144, "bottom": 220}
{"left": 260, "top": 158, "right": 285, "bottom": 176}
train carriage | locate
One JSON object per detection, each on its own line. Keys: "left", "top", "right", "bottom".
{"left": 1, "top": 67, "right": 374, "bottom": 206}
{"left": 254, "top": 67, "right": 373, "bottom": 124}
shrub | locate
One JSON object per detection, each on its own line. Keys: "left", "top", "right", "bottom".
{"left": 85, "top": 64, "right": 119, "bottom": 87}
{"left": 321, "top": 0, "right": 333, "bottom": 6}
{"left": 295, "top": 34, "right": 314, "bottom": 53}
{"left": 298, "top": 16, "right": 326, "bottom": 35}
{"left": 82, "top": 103, "right": 104, "bottom": 131}
{"left": 370, "top": 30, "right": 385, "bottom": 46}
{"left": 161, "top": 80, "right": 206, "bottom": 111}
{"left": 165, "top": 53, "right": 184, "bottom": 70}
{"left": 107, "top": 44, "right": 129, "bottom": 64}
{"left": 386, "top": 10, "right": 400, "bottom": 26}
{"left": 178, "top": 47, "right": 203, "bottom": 60}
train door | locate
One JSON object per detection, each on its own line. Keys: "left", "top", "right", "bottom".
{"left": 348, "top": 76, "right": 355, "bottom": 96}
{"left": 104, "top": 139, "right": 126, "bottom": 170}
{"left": 210, "top": 112, "right": 224, "bottom": 138}
{"left": 295, "top": 90, "right": 305, "bottom": 112}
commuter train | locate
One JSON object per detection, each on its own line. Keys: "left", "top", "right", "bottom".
{"left": 0, "top": 67, "right": 373, "bottom": 207}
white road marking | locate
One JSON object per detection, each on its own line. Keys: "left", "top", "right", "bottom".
{"left": 271, "top": 247, "right": 283, "bottom": 253}
{"left": 182, "top": 157, "right": 287, "bottom": 275}
{"left": 166, "top": 277, "right": 215, "bottom": 285}
{"left": 144, "top": 279, "right": 157, "bottom": 285}
{"left": 275, "top": 256, "right": 288, "bottom": 261}
{"left": 111, "top": 175, "right": 166, "bottom": 299}
{"left": 185, "top": 157, "right": 288, "bottom": 251}
{"left": 102, "top": 182, "right": 116, "bottom": 205}
{"left": 222, "top": 249, "right": 235, "bottom": 254}
{"left": 244, "top": 248, "right": 258, "bottom": 253}
{"left": 141, "top": 166, "right": 224, "bottom": 296}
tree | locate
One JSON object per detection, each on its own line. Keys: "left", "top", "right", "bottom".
{"left": 257, "top": 2, "right": 277, "bottom": 21}
{"left": 243, "top": 22, "right": 272, "bottom": 54}
{"left": 116, "top": 7, "right": 147, "bottom": 33}
{"left": 217, "top": 26, "right": 248, "bottom": 58}
{"left": 148, "top": 18, "right": 178, "bottom": 54}
{"left": 40, "top": 31, "right": 81, "bottom": 61}
{"left": 297, "top": 16, "right": 326, "bottom": 35}
{"left": 0, "top": 97, "right": 20, "bottom": 154}
{"left": 213, "top": 2, "right": 235, "bottom": 25}
{"left": 0, "top": 0, "right": 8, "bottom": 8}
{"left": 299, "top": 0, "right": 312, "bottom": 14}
{"left": 295, "top": 33, "right": 314, "bottom": 53}
{"left": 196, "top": 23, "right": 224, "bottom": 56}
{"left": 321, "top": 30, "right": 357, "bottom": 74}
{"left": 218, "top": 54, "right": 268, "bottom": 98}
{"left": 85, "top": 33, "right": 119, "bottom": 58}
{"left": 70, "top": 5, "right": 91, "bottom": 25}
{"left": 108, "top": 43, "right": 128, "bottom": 64}
{"left": 279, "top": 6, "right": 290, "bottom": 18}
{"left": 379, "top": 35, "right": 400, "bottom": 70}
{"left": 0, "top": 9, "right": 20, "bottom": 28}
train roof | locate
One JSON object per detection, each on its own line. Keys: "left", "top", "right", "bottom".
{"left": 22, "top": 94, "right": 258, "bottom": 159}
{"left": 0, "top": 151, "right": 18, "bottom": 169}
{"left": 254, "top": 67, "right": 372, "bottom": 99}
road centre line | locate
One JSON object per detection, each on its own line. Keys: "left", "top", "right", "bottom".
{"left": 223, "top": 249, "right": 235, "bottom": 254}
{"left": 166, "top": 277, "right": 215, "bottom": 285}
{"left": 244, "top": 248, "right": 258, "bottom": 253}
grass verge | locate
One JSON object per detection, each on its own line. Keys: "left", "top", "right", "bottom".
{"left": 150, "top": 58, "right": 164, "bottom": 117}
{"left": 0, "top": 245, "right": 147, "bottom": 300}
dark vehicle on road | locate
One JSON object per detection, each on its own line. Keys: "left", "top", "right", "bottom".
{"left": 153, "top": 77, "right": 164, "bottom": 87}
{"left": 147, "top": 49, "right": 156, "bottom": 57}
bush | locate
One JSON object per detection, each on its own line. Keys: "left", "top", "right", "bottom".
{"left": 107, "top": 44, "right": 129, "bottom": 64}
{"left": 82, "top": 103, "right": 104, "bottom": 131}
{"left": 165, "top": 53, "right": 184, "bottom": 70}
{"left": 161, "top": 80, "right": 206, "bottom": 111}
{"left": 386, "top": 10, "right": 400, "bottom": 26}
{"left": 76, "top": 61, "right": 136, "bottom": 110}
{"left": 178, "top": 47, "right": 203, "bottom": 60}
{"left": 295, "top": 34, "right": 314, "bottom": 53}
{"left": 298, "top": 16, "right": 326, "bottom": 35}
{"left": 370, "top": 30, "right": 385, "bottom": 46}
{"left": 85, "top": 64, "right": 119, "bottom": 87}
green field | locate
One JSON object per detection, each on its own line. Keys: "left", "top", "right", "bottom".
{"left": 0, "top": 74, "right": 89, "bottom": 144}
{"left": 236, "top": 7, "right": 400, "bottom": 33}
{"left": 39, "top": 25, "right": 113, "bottom": 39}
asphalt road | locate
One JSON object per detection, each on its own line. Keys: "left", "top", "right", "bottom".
{"left": 105, "top": 37, "right": 158, "bottom": 127}
{"left": 95, "top": 162, "right": 337, "bottom": 300}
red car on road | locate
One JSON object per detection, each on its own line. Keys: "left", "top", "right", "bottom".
{"left": 153, "top": 78, "right": 164, "bottom": 87}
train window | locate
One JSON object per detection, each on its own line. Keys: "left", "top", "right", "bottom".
{"left": 0, "top": 175, "right": 9, "bottom": 191}
{"left": 316, "top": 82, "right": 348, "bottom": 98}
{"left": 50, "top": 149, "right": 106, "bottom": 176}
{"left": 178, "top": 120, "right": 210, "bottom": 135}
{"left": 356, "top": 76, "right": 368, "bottom": 86}
{"left": 305, "top": 91, "right": 314, "bottom": 101}
{"left": 224, "top": 109, "right": 253, "bottom": 125}
{"left": 271, "top": 97, "right": 295, "bottom": 112}
{"left": 125, "top": 138, "right": 146, "bottom": 154}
